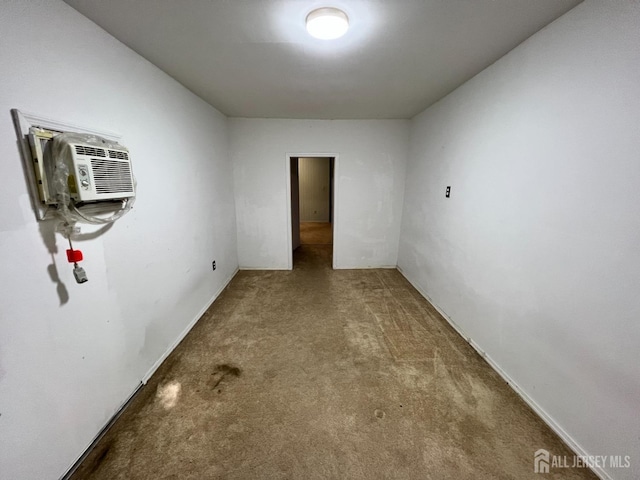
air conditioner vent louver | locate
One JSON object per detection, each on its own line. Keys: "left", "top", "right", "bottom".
{"left": 108, "top": 149, "right": 129, "bottom": 160}
{"left": 75, "top": 145, "right": 106, "bottom": 157}
{"left": 91, "top": 158, "right": 134, "bottom": 194}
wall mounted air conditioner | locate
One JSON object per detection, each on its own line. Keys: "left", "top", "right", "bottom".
{"left": 12, "top": 110, "right": 137, "bottom": 283}
{"left": 13, "top": 110, "right": 136, "bottom": 220}
{"left": 59, "top": 141, "right": 135, "bottom": 202}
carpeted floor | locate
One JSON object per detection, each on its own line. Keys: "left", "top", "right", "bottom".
{"left": 300, "top": 222, "right": 333, "bottom": 245}
{"left": 70, "top": 245, "right": 595, "bottom": 479}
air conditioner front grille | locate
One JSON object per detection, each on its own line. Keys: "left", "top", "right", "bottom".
{"left": 76, "top": 145, "right": 106, "bottom": 157}
{"left": 90, "top": 158, "right": 134, "bottom": 194}
{"left": 108, "top": 149, "right": 129, "bottom": 160}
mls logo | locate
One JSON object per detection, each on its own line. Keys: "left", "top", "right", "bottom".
{"left": 534, "top": 449, "right": 550, "bottom": 473}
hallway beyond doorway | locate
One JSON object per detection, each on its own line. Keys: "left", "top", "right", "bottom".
{"left": 300, "top": 222, "right": 333, "bottom": 245}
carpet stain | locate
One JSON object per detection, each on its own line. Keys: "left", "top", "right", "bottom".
{"left": 69, "top": 245, "right": 597, "bottom": 480}
{"left": 81, "top": 441, "right": 112, "bottom": 477}
{"left": 208, "top": 364, "right": 241, "bottom": 391}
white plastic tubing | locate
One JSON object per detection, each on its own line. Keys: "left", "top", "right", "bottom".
{"left": 50, "top": 132, "right": 136, "bottom": 236}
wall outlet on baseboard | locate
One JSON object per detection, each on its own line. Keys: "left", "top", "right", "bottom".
{"left": 212, "top": 260, "right": 216, "bottom": 271}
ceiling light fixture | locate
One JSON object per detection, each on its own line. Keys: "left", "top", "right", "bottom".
{"left": 306, "top": 7, "right": 349, "bottom": 40}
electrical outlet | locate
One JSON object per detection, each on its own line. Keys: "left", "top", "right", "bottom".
{"left": 212, "top": 260, "right": 216, "bottom": 271}
{"left": 445, "top": 186, "right": 451, "bottom": 198}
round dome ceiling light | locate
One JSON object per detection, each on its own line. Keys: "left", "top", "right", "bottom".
{"left": 306, "top": 7, "right": 349, "bottom": 40}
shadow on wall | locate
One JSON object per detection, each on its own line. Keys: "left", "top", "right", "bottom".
{"left": 38, "top": 219, "right": 113, "bottom": 306}
{"left": 13, "top": 109, "right": 116, "bottom": 306}
{"left": 39, "top": 220, "right": 69, "bottom": 306}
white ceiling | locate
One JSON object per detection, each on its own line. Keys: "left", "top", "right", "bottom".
{"left": 63, "top": 0, "right": 582, "bottom": 119}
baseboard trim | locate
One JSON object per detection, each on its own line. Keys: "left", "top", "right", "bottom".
{"left": 60, "top": 382, "right": 143, "bottom": 480}
{"left": 334, "top": 265, "right": 398, "bottom": 270}
{"left": 142, "top": 267, "right": 239, "bottom": 384}
{"left": 60, "top": 267, "right": 239, "bottom": 480}
{"left": 238, "top": 267, "right": 288, "bottom": 271}
{"left": 239, "top": 265, "right": 397, "bottom": 270}
{"left": 396, "top": 266, "right": 611, "bottom": 480}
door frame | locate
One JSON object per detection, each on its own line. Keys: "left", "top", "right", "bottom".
{"left": 285, "top": 153, "right": 340, "bottom": 270}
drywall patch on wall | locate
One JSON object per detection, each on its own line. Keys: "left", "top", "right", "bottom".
{"left": 398, "top": 1, "right": 640, "bottom": 479}
{"left": 230, "top": 119, "right": 409, "bottom": 269}
{"left": 0, "top": 1, "right": 238, "bottom": 478}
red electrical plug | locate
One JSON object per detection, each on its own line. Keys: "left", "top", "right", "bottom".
{"left": 66, "top": 249, "right": 83, "bottom": 263}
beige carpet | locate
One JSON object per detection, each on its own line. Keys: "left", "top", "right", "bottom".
{"left": 71, "top": 245, "right": 595, "bottom": 480}
{"left": 300, "top": 222, "right": 333, "bottom": 245}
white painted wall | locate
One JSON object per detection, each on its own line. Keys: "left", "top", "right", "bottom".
{"left": 398, "top": 1, "right": 640, "bottom": 479}
{"left": 299, "top": 157, "right": 331, "bottom": 223}
{"left": 0, "top": 2, "right": 238, "bottom": 479}
{"left": 230, "top": 119, "right": 409, "bottom": 269}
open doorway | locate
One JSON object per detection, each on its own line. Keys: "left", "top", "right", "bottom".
{"left": 289, "top": 156, "right": 335, "bottom": 268}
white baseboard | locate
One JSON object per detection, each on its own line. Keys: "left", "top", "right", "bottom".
{"left": 61, "top": 267, "right": 239, "bottom": 480}
{"left": 60, "top": 383, "right": 142, "bottom": 480}
{"left": 239, "top": 264, "right": 397, "bottom": 271}
{"left": 238, "top": 266, "right": 289, "bottom": 271}
{"left": 334, "top": 264, "right": 397, "bottom": 270}
{"left": 141, "top": 267, "right": 239, "bottom": 384}
{"left": 396, "top": 266, "right": 611, "bottom": 480}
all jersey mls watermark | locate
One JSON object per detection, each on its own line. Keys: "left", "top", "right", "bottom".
{"left": 534, "top": 449, "right": 631, "bottom": 473}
